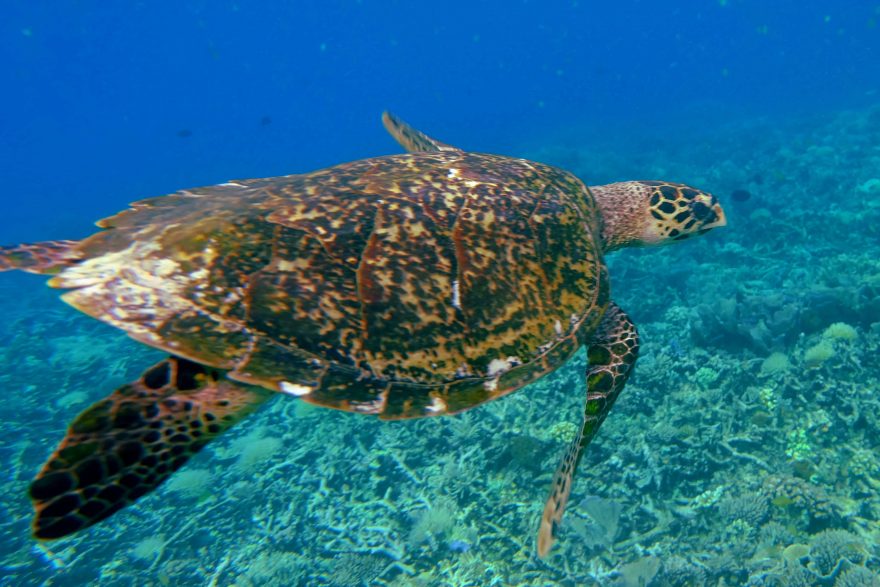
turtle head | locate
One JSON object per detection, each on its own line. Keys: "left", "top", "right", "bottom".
{"left": 591, "top": 181, "right": 726, "bottom": 252}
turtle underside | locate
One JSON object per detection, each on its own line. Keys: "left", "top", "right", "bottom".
{"left": 52, "top": 151, "right": 609, "bottom": 418}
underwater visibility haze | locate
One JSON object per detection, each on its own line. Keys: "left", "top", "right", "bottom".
{"left": 1, "top": 1, "right": 880, "bottom": 586}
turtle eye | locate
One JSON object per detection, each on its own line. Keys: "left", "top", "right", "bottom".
{"left": 692, "top": 201, "right": 713, "bottom": 221}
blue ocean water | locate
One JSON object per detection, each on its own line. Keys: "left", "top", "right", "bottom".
{"left": 2, "top": 1, "right": 877, "bottom": 242}
{"left": 1, "top": 1, "right": 880, "bottom": 585}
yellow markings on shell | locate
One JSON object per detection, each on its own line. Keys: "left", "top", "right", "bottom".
{"left": 375, "top": 223, "right": 401, "bottom": 240}
{"left": 316, "top": 299, "right": 350, "bottom": 336}
{"left": 275, "top": 257, "right": 311, "bottom": 272}
{"left": 442, "top": 192, "right": 461, "bottom": 207}
{"left": 407, "top": 221, "right": 428, "bottom": 238}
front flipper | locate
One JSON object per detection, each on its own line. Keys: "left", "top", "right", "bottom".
{"left": 0, "top": 240, "right": 81, "bottom": 274}
{"left": 382, "top": 111, "right": 463, "bottom": 153}
{"left": 29, "top": 357, "right": 272, "bottom": 539}
{"left": 537, "top": 303, "right": 639, "bottom": 557}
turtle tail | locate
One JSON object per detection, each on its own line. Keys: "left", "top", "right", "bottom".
{"left": 29, "top": 357, "right": 272, "bottom": 540}
{"left": 0, "top": 240, "right": 82, "bottom": 275}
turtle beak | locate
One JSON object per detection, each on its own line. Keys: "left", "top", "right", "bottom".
{"left": 696, "top": 199, "right": 727, "bottom": 235}
{"left": 708, "top": 202, "right": 727, "bottom": 228}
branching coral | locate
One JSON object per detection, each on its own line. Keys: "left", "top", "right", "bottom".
{"left": 761, "top": 474, "right": 840, "bottom": 532}
{"left": 718, "top": 492, "right": 770, "bottom": 527}
{"left": 808, "top": 529, "right": 865, "bottom": 577}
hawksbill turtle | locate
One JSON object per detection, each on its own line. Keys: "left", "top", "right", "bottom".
{"left": 0, "top": 112, "right": 726, "bottom": 556}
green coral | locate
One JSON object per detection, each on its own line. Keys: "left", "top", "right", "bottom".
{"left": 760, "top": 352, "right": 791, "bottom": 376}
{"left": 694, "top": 366, "right": 720, "bottom": 389}
{"left": 804, "top": 340, "right": 835, "bottom": 368}
{"left": 758, "top": 385, "right": 778, "bottom": 410}
{"left": 546, "top": 421, "right": 577, "bottom": 444}
{"left": 693, "top": 485, "right": 726, "bottom": 508}
{"left": 847, "top": 449, "right": 880, "bottom": 482}
{"left": 785, "top": 429, "right": 812, "bottom": 461}
{"left": 823, "top": 322, "right": 858, "bottom": 341}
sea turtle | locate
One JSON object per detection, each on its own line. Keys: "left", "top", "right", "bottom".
{"left": 0, "top": 112, "right": 726, "bottom": 556}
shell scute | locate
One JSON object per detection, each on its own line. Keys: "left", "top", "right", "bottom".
{"left": 229, "top": 338, "right": 326, "bottom": 390}
{"left": 247, "top": 227, "right": 363, "bottom": 367}
{"left": 55, "top": 151, "right": 607, "bottom": 418}
{"left": 151, "top": 308, "right": 250, "bottom": 368}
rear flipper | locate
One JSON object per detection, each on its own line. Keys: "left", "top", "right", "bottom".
{"left": 537, "top": 302, "right": 639, "bottom": 557}
{"left": 0, "top": 240, "right": 82, "bottom": 274}
{"left": 29, "top": 357, "right": 272, "bottom": 539}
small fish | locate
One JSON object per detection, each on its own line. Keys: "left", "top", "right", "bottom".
{"left": 260, "top": 115, "right": 272, "bottom": 126}
{"left": 177, "top": 129, "right": 193, "bottom": 138}
{"left": 731, "top": 188, "right": 751, "bottom": 203}
{"left": 448, "top": 539, "right": 471, "bottom": 553}
{"left": 667, "top": 338, "right": 685, "bottom": 358}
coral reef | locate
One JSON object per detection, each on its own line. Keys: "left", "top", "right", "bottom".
{"left": 718, "top": 491, "right": 770, "bottom": 527}
{"left": 835, "top": 565, "right": 880, "bottom": 587}
{"left": 808, "top": 529, "right": 865, "bottom": 577}
{"left": 2, "top": 105, "right": 880, "bottom": 585}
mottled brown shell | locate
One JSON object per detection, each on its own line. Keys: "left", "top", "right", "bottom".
{"left": 51, "top": 152, "right": 609, "bottom": 419}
